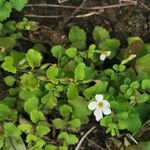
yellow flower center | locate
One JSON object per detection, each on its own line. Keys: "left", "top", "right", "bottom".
{"left": 98, "top": 101, "right": 104, "bottom": 108}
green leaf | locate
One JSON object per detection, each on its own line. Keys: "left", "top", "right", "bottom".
{"left": 30, "top": 110, "right": 45, "bottom": 123}
{"left": 138, "top": 93, "right": 149, "bottom": 103}
{"left": 18, "top": 123, "right": 32, "bottom": 134}
{"left": 67, "top": 83, "right": 79, "bottom": 100}
{"left": 93, "top": 26, "right": 110, "bottom": 43}
{"left": 0, "top": 36, "right": 16, "bottom": 50}
{"left": 126, "top": 113, "right": 141, "bottom": 133}
{"left": 41, "top": 93, "right": 57, "bottom": 109}
{"left": 100, "top": 116, "right": 113, "bottom": 127}
{"left": 58, "top": 132, "right": 78, "bottom": 145}
{"left": 120, "top": 84, "right": 129, "bottom": 93}
{"left": 66, "top": 134, "right": 78, "bottom": 145}
{"left": 10, "top": 0, "right": 27, "bottom": 11}
{"left": 1, "top": 96, "right": 17, "bottom": 107}
{"left": 46, "top": 65, "right": 59, "bottom": 84}
{"left": 63, "top": 60, "right": 77, "bottom": 77}
{"left": 0, "top": 2, "right": 12, "bottom": 22}
{"left": 0, "top": 137, "right": 4, "bottom": 149}
{"left": 10, "top": 50, "right": 25, "bottom": 65}
{"left": 36, "top": 124, "right": 50, "bottom": 137}
{"left": 84, "top": 66, "right": 96, "bottom": 80}
{"left": 142, "top": 79, "right": 150, "bottom": 90}
{"left": 59, "top": 146, "right": 68, "bottom": 150}
{"left": 66, "top": 47, "right": 77, "bottom": 58}
{"left": 127, "top": 37, "right": 143, "bottom": 45}
{"left": 4, "top": 122, "right": 21, "bottom": 139}
{"left": 84, "top": 82, "right": 108, "bottom": 99}
{"left": 135, "top": 54, "right": 150, "bottom": 78}
{"left": 69, "top": 96, "right": 89, "bottom": 124}
{"left": 2, "top": 56, "right": 16, "bottom": 73}
{"left": 127, "top": 141, "right": 150, "bottom": 150}
{"left": 138, "top": 44, "right": 150, "bottom": 58}
{"left": 45, "top": 144, "right": 57, "bottom": 150}
{"left": 4, "top": 76, "right": 16, "bottom": 87}
{"left": 130, "top": 81, "right": 140, "bottom": 89}
{"left": 0, "top": 0, "right": 5, "bottom": 7}
{"left": 74, "top": 62, "right": 85, "bottom": 81}
{"left": 19, "top": 89, "right": 42, "bottom": 100}
{"left": 99, "top": 39, "right": 120, "bottom": 58}
{"left": 0, "top": 104, "right": 16, "bottom": 121}
{"left": 26, "top": 134, "right": 37, "bottom": 143}
{"left": 126, "top": 88, "right": 134, "bottom": 96}
{"left": 52, "top": 118, "right": 66, "bottom": 129}
{"left": 68, "top": 119, "right": 81, "bottom": 128}
{"left": 32, "top": 139, "right": 46, "bottom": 149}
{"left": 106, "top": 123, "right": 119, "bottom": 136}
{"left": 51, "top": 45, "right": 64, "bottom": 58}
{"left": 20, "top": 73, "right": 39, "bottom": 90}
{"left": 59, "top": 105, "right": 73, "bottom": 118}
{"left": 26, "top": 49, "right": 43, "bottom": 69}
{"left": 24, "top": 97, "right": 39, "bottom": 114}
{"left": 116, "top": 112, "right": 128, "bottom": 120}
{"left": 69, "top": 26, "right": 86, "bottom": 50}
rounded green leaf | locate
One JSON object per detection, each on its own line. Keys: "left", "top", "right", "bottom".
{"left": 93, "top": 26, "right": 110, "bottom": 43}
{"left": 66, "top": 47, "right": 77, "bottom": 58}
{"left": 74, "top": 62, "right": 85, "bottom": 81}
{"left": 36, "top": 124, "right": 50, "bottom": 137}
{"left": 24, "top": 97, "right": 39, "bottom": 114}
{"left": 51, "top": 45, "right": 64, "bottom": 58}
{"left": 2, "top": 56, "right": 16, "bottom": 73}
{"left": 142, "top": 79, "right": 150, "bottom": 90}
{"left": 10, "top": 0, "right": 27, "bottom": 11}
{"left": 69, "top": 26, "right": 86, "bottom": 50}
{"left": 52, "top": 118, "right": 66, "bottom": 129}
{"left": 4, "top": 75, "right": 16, "bottom": 87}
{"left": 67, "top": 83, "right": 78, "bottom": 100}
{"left": 68, "top": 119, "right": 81, "bottom": 128}
{"left": 130, "top": 81, "right": 140, "bottom": 89}
{"left": 46, "top": 65, "right": 58, "bottom": 84}
{"left": 26, "top": 49, "right": 43, "bottom": 69}
{"left": 20, "top": 73, "right": 39, "bottom": 90}
{"left": 30, "top": 110, "right": 45, "bottom": 124}
{"left": 59, "top": 105, "right": 73, "bottom": 117}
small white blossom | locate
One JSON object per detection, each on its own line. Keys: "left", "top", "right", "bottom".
{"left": 128, "top": 54, "right": 136, "bottom": 61}
{"left": 100, "top": 51, "right": 111, "bottom": 61}
{"left": 121, "top": 54, "right": 136, "bottom": 64}
{"left": 88, "top": 94, "right": 111, "bottom": 121}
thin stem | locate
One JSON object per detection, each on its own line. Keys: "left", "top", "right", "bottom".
{"left": 75, "top": 126, "right": 96, "bottom": 150}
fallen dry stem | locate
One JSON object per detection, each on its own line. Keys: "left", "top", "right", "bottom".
{"left": 75, "top": 126, "right": 96, "bottom": 150}
{"left": 25, "top": 1, "right": 137, "bottom": 19}
{"left": 26, "top": 1, "right": 137, "bottom": 10}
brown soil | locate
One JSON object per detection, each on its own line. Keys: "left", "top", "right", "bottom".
{"left": 23, "top": 0, "right": 150, "bottom": 45}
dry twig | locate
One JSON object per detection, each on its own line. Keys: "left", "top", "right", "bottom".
{"left": 86, "top": 137, "right": 106, "bottom": 150}
{"left": 75, "top": 126, "right": 96, "bottom": 150}
{"left": 61, "top": 0, "right": 87, "bottom": 26}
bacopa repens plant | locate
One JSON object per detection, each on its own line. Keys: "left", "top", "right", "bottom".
{"left": 0, "top": 24, "right": 150, "bottom": 149}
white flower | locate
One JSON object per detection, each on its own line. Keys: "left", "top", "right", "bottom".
{"left": 128, "top": 54, "right": 136, "bottom": 61}
{"left": 121, "top": 54, "right": 136, "bottom": 64}
{"left": 100, "top": 51, "right": 111, "bottom": 61}
{"left": 88, "top": 94, "right": 111, "bottom": 121}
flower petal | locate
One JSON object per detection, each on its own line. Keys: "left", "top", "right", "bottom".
{"left": 94, "top": 108, "right": 103, "bottom": 121}
{"left": 103, "top": 100, "right": 110, "bottom": 107}
{"left": 103, "top": 107, "right": 111, "bottom": 115}
{"left": 95, "top": 94, "right": 103, "bottom": 102}
{"left": 100, "top": 54, "right": 106, "bottom": 61}
{"left": 88, "top": 101, "right": 97, "bottom": 110}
